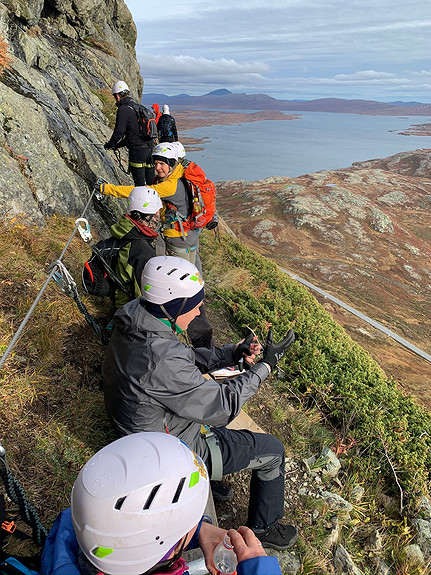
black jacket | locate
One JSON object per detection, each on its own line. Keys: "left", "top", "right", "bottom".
{"left": 158, "top": 113, "right": 178, "bottom": 142}
{"left": 106, "top": 97, "right": 154, "bottom": 161}
{"left": 109, "top": 215, "right": 157, "bottom": 309}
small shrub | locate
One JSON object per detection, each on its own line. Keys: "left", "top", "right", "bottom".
{"left": 93, "top": 87, "right": 117, "bottom": 129}
{"left": 83, "top": 36, "right": 117, "bottom": 58}
{"left": 200, "top": 232, "right": 431, "bottom": 497}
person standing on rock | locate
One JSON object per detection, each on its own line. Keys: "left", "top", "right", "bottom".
{"left": 158, "top": 104, "right": 178, "bottom": 143}
{"left": 104, "top": 80, "right": 155, "bottom": 186}
{"left": 103, "top": 255, "right": 299, "bottom": 551}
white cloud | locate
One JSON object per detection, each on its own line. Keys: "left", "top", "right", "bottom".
{"left": 125, "top": 0, "right": 431, "bottom": 101}
{"left": 139, "top": 54, "right": 270, "bottom": 77}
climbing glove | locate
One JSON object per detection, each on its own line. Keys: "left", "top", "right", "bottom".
{"left": 234, "top": 333, "right": 255, "bottom": 366}
{"left": 260, "top": 328, "right": 295, "bottom": 371}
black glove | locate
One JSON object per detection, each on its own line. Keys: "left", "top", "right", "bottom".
{"left": 206, "top": 213, "right": 219, "bottom": 230}
{"left": 260, "top": 328, "right": 295, "bottom": 371}
{"left": 234, "top": 333, "right": 255, "bottom": 365}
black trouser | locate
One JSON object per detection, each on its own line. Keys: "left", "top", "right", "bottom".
{"left": 187, "top": 303, "right": 214, "bottom": 348}
{"left": 129, "top": 144, "right": 155, "bottom": 186}
{"left": 129, "top": 163, "right": 155, "bottom": 186}
{"left": 210, "top": 427, "right": 285, "bottom": 530}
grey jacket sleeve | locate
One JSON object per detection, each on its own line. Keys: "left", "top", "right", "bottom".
{"left": 193, "top": 343, "right": 237, "bottom": 373}
{"left": 145, "top": 342, "right": 270, "bottom": 427}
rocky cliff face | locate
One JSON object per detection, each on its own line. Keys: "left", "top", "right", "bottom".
{"left": 0, "top": 0, "right": 141, "bottom": 225}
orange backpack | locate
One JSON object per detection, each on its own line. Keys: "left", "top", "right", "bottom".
{"left": 184, "top": 162, "right": 217, "bottom": 229}
{"left": 164, "top": 162, "right": 217, "bottom": 236}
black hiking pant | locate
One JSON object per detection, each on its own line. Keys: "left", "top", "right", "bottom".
{"left": 210, "top": 427, "right": 285, "bottom": 530}
{"left": 187, "top": 303, "right": 214, "bottom": 348}
{"left": 129, "top": 144, "right": 155, "bottom": 186}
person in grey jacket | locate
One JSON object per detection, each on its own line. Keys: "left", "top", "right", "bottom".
{"left": 103, "top": 256, "right": 298, "bottom": 551}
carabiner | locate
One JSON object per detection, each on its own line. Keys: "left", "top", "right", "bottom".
{"left": 75, "top": 218, "right": 92, "bottom": 243}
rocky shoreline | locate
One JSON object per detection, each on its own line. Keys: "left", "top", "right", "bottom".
{"left": 398, "top": 122, "right": 431, "bottom": 136}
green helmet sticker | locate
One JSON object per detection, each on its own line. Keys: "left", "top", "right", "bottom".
{"left": 93, "top": 547, "right": 114, "bottom": 558}
{"left": 144, "top": 284, "right": 151, "bottom": 292}
{"left": 189, "top": 470, "right": 200, "bottom": 488}
{"left": 142, "top": 202, "right": 149, "bottom": 207}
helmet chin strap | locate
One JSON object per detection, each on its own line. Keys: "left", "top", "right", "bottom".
{"left": 160, "top": 298, "right": 188, "bottom": 331}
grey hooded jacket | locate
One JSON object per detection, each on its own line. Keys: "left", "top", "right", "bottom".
{"left": 102, "top": 298, "right": 270, "bottom": 460}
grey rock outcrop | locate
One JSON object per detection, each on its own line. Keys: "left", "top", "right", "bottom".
{"left": 333, "top": 545, "right": 363, "bottom": 574}
{"left": 411, "top": 518, "right": 431, "bottom": 560}
{"left": 319, "top": 491, "right": 353, "bottom": 512}
{"left": 0, "top": 0, "right": 141, "bottom": 224}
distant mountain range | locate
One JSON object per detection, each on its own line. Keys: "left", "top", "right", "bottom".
{"left": 142, "top": 89, "right": 431, "bottom": 116}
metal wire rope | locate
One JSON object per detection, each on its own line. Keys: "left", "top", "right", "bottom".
{"left": 0, "top": 156, "right": 105, "bottom": 371}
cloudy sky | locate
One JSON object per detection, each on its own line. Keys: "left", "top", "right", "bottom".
{"left": 124, "top": 0, "right": 431, "bottom": 102}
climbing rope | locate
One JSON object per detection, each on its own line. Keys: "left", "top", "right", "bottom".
{"left": 0, "top": 443, "right": 48, "bottom": 546}
{"left": 114, "top": 148, "right": 129, "bottom": 174}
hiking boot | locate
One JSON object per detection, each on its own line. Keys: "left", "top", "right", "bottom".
{"left": 253, "top": 522, "right": 298, "bottom": 550}
{"left": 210, "top": 480, "right": 234, "bottom": 502}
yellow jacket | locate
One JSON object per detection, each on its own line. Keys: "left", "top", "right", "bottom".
{"left": 100, "top": 164, "right": 187, "bottom": 238}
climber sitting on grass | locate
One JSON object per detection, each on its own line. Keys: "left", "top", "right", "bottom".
{"left": 103, "top": 255, "right": 298, "bottom": 551}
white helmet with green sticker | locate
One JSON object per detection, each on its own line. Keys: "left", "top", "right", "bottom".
{"left": 71, "top": 432, "right": 209, "bottom": 575}
{"left": 111, "top": 80, "right": 130, "bottom": 95}
{"left": 141, "top": 256, "right": 204, "bottom": 304}
{"left": 126, "top": 186, "right": 163, "bottom": 215}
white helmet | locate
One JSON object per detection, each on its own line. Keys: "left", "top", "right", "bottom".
{"left": 126, "top": 186, "right": 163, "bottom": 215}
{"left": 112, "top": 80, "right": 130, "bottom": 95}
{"left": 152, "top": 142, "right": 178, "bottom": 167}
{"left": 142, "top": 256, "right": 204, "bottom": 304}
{"left": 172, "top": 141, "right": 186, "bottom": 160}
{"left": 71, "top": 432, "right": 209, "bottom": 575}
{"left": 162, "top": 104, "right": 170, "bottom": 114}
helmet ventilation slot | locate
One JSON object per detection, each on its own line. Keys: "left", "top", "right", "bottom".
{"left": 114, "top": 496, "right": 126, "bottom": 510}
{"left": 172, "top": 477, "right": 186, "bottom": 503}
{"left": 143, "top": 484, "right": 161, "bottom": 509}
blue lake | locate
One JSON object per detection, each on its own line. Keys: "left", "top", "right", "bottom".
{"left": 184, "top": 111, "right": 431, "bottom": 182}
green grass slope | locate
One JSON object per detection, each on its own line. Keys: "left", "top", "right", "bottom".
{"left": 0, "top": 215, "right": 430, "bottom": 573}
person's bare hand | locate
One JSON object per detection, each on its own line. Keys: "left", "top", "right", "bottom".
{"left": 198, "top": 522, "right": 227, "bottom": 575}
{"left": 235, "top": 335, "right": 262, "bottom": 367}
{"left": 248, "top": 338, "right": 262, "bottom": 360}
{"left": 227, "top": 526, "right": 266, "bottom": 564}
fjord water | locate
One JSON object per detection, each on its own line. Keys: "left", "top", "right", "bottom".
{"left": 185, "top": 111, "right": 431, "bottom": 182}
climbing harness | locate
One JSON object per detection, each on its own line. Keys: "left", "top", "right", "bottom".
{"left": 200, "top": 426, "right": 223, "bottom": 481}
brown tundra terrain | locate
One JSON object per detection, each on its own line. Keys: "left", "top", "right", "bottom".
{"left": 215, "top": 148, "right": 431, "bottom": 409}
